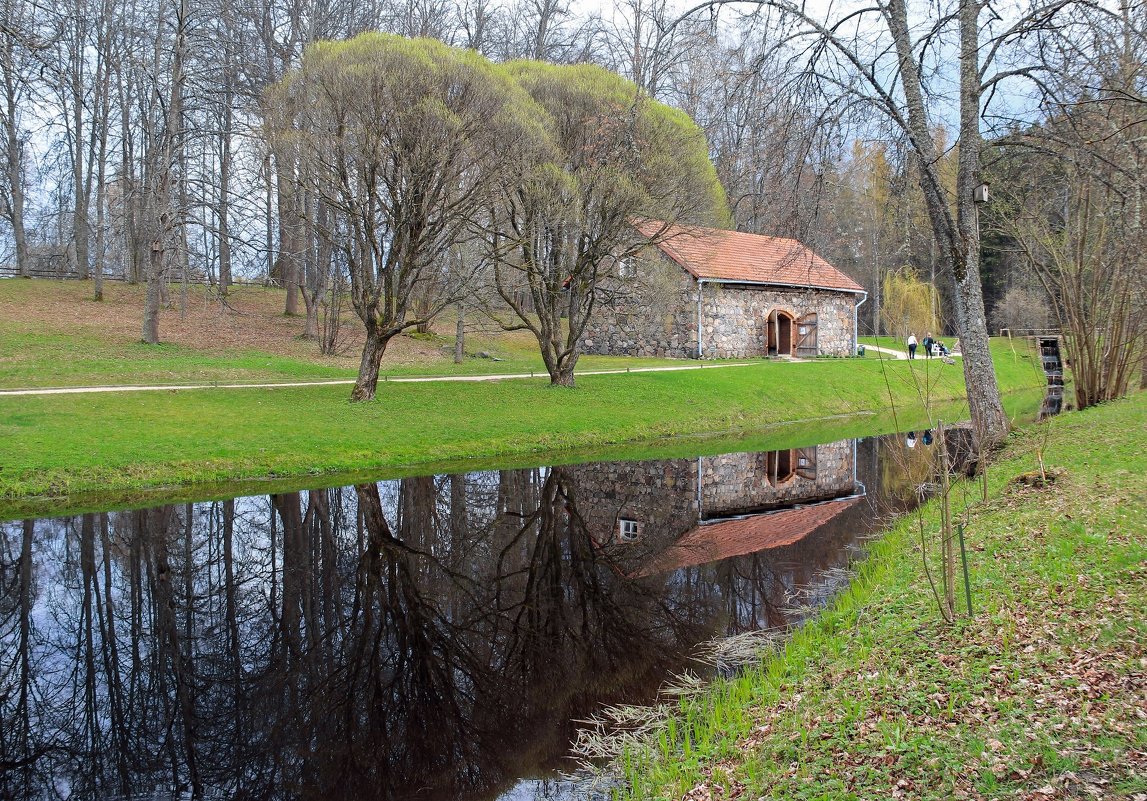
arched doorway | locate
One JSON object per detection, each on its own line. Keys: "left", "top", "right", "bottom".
{"left": 767, "top": 309, "right": 794, "bottom": 356}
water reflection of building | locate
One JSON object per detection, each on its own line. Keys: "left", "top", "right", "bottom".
{"left": 569, "top": 440, "right": 863, "bottom": 577}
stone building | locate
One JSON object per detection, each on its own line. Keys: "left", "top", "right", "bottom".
{"left": 581, "top": 222, "right": 867, "bottom": 359}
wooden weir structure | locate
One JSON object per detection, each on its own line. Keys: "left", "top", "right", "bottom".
{"left": 1036, "top": 335, "right": 1065, "bottom": 419}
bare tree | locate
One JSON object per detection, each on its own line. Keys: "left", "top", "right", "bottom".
{"left": 990, "top": 1, "right": 1147, "bottom": 407}
{"left": 0, "top": 0, "right": 38, "bottom": 279}
{"left": 139, "top": 0, "right": 190, "bottom": 344}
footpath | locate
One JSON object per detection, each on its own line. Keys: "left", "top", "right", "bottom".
{"left": 0, "top": 360, "right": 772, "bottom": 396}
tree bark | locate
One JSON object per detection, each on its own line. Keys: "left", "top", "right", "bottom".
{"left": 454, "top": 303, "right": 465, "bottom": 363}
{"left": 142, "top": 246, "right": 162, "bottom": 344}
{"left": 217, "top": 100, "right": 233, "bottom": 294}
{"left": 276, "top": 167, "right": 301, "bottom": 316}
{"left": 954, "top": 0, "right": 1008, "bottom": 448}
{"left": 351, "top": 323, "right": 392, "bottom": 401}
{"left": 2, "top": 58, "right": 30, "bottom": 278}
{"left": 887, "top": 0, "right": 1009, "bottom": 450}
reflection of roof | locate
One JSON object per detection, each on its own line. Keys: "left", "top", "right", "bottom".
{"left": 632, "top": 497, "right": 862, "bottom": 578}
{"left": 635, "top": 221, "right": 865, "bottom": 293}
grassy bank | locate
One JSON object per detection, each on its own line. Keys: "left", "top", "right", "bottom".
{"left": 0, "top": 340, "right": 1045, "bottom": 511}
{"left": 611, "top": 393, "right": 1147, "bottom": 800}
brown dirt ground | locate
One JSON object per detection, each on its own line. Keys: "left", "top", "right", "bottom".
{"left": 1, "top": 278, "right": 453, "bottom": 369}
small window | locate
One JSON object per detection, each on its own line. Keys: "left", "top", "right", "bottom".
{"left": 618, "top": 518, "right": 642, "bottom": 542}
{"left": 618, "top": 258, "right": 636, "bottom": 279}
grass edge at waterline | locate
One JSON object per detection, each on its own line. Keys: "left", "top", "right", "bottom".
{"left": 606, "top": 392, "right": 1147, "bottom": 799}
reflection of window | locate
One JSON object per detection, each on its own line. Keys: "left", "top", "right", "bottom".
{"left": 618, "top": 518, "right": 642, "bottom": 542}
{"left": 618, "top": 258, "right": 635, "bottom": 278}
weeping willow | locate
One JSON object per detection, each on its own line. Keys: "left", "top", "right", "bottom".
{"left": 881, "top": 267, "right": 941, "bottom": 340}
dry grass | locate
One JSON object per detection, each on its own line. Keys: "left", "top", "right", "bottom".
{"left": 0, "top": 278, "right": 449, "bottom": 368}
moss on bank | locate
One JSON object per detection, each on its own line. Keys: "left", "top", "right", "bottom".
{"left": 613, "top": 392, "right": 1147, "bottom": 800}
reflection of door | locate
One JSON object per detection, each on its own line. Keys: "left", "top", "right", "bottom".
{"left": 795, "top": 313, "right": 818, "bottom": 358}
{"left": 766, "top": 449, "right": 794, "bottom": 486}
{"left": 794, "top": 446, "right": 817, "bottom": 480}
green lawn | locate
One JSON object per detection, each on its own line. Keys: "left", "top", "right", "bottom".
{"left": 0, "top": 339, "right": 1046, "bottom": 516}
{"left": 609, "top": 392, "right": 1147, "bottom": 800}
{"left": 0, "top": 280, "right": 1051, "bottom": 513}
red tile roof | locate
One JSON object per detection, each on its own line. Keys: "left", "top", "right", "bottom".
{"left": 631, "top": 497, "right": 862, "bottom": 577}
{"left": 635, "top": 221, "right": 865, "bottom": 293}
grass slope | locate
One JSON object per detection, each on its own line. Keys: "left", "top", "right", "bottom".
{"left": 0, "top": 279, "right": 689, "bottom": 387}
{"left": 615, "top": 393, "right": 1147, "bottom": 800}
{"left": 0, "top": 346, "right": 1045, "bottom": 512}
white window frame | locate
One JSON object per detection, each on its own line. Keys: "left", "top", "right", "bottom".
{"left": 618, "top": 518, "right": 642, "bottom": 542}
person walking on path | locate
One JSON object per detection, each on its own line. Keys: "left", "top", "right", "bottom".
{"left": 907, "top": 333, "right": 918, "bottom": 359}
{"left": 922, "top": 333, "right": 934, "bottom": 358}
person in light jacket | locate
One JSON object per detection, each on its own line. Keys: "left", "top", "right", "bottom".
{"left": 907, "top": 333, "right": 918, "bottom": 359}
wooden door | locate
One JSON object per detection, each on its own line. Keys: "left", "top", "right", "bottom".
{"left": 795, "top": 446, "right": 817, "bottom": 480}
{"left": 795, "top": 313, "right": 818, "bottom": 358}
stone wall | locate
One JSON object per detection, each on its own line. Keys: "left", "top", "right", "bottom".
{"left": 580, "top": 255, "right": 860, "bottom": 359}
{"left": 565, "top": 441, "right": 858, "bottom": 548}
{"left": 581, "top": 266, "right": 700, "bottom": 360}
{"left": 700, "top": 441, "right": 857, "bottom": 517}
{"left": 698, "top": 284, "right": 857, "bottom": 358}
{"left": 565, "top": 457, "right": 701, "bottom": 568}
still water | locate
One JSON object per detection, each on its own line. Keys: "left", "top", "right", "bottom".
{"left": 0, "top": 432, "right": 947, "bottom": 800}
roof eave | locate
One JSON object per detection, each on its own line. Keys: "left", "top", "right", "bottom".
{"left": 694, "top": 276, "right": 868, "bottom": 295}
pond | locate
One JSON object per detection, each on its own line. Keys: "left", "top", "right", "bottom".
{"left": 0, "top": 429, "right": 969, "bottom": 800}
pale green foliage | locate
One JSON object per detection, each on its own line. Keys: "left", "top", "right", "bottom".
{"left": 265, "top": 34, "right": 545, "bottom": 399}
{"left": 490, "top": 60, "right": 729, "bottom": 385}
{"left": 881, "top": 267, "right": 940, "bottom": 340}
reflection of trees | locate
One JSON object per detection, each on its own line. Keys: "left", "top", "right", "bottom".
{"left": 0, "top": 468, "right": 704, "bottom": 800}
{"left": 0, "top": 440, "right": 922, "bottom": 799}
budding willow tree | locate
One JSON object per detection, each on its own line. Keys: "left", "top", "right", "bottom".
{"left": 488, "top": 61, "right": 728, "bottom": 387}
{"left": 266, "top": 35, "right": 543, "bottom": 401}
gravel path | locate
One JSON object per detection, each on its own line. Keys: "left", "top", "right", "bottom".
{"left": 0, "top": 360, "right": 772, "bottom": 396}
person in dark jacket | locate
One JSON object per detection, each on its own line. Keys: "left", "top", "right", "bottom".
{"left": 923, "top": 333, "right": 934, "bottom": 358}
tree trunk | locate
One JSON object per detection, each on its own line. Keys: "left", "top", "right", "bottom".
{"left": 954, "top": 0, "right": 1008, "bottom": 449}
{"left": 277, "top": 168, "right": 300, "bottom": 316}
{"left": 93, "top": 146, "right": 106, "bottom": 300}
{"left": 351, "top": 324, "right": 391, "bottom": 401}
{"left": 454, "top": 304, "right": 465, "bottom": 363}
{"left": 888, "top": 0, "right": 1009, "bottom": 451}
{"left": 3, "top": 71, "right": 30, "bottom": 278}
{"left": 71, "top": 50, "right": 91, "bottom": 281}
{"left": 551, "top": 353, "right": 577, "bottom": 387}
{"left": 218, "top": 100, "right": 233, "bottom": 294}
{"left": 142, "top": 246, "right": 162, "bottom": 344}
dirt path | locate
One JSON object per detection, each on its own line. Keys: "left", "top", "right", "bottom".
{"left": 0, "top": 361, "right": 772, "bottom": 396}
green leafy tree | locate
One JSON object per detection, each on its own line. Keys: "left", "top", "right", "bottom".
{"left": 266, "top": 35, "right": 543, "bottom": 401}
{"left": 487, "top": 61, "right": 728, "bottom": 387}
